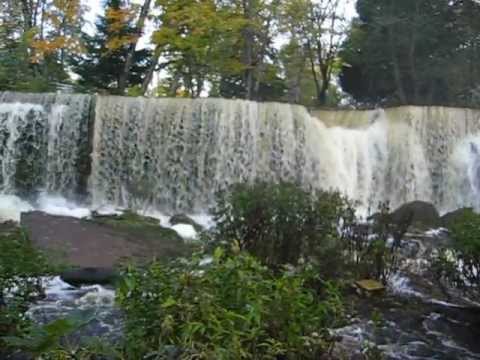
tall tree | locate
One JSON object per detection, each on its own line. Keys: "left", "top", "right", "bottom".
{"left": 71, "top": 0, "right": 151, "bottom": 93}
{"left": 339, "top": 0, "right": 480, "bottom": 107}
{"left": 0, "top": 0, "right": 85, "bottom": 91}
{"left": 225, "top": 0, "right": 281, "bottom": 100}
{"left": 147, "top": 0, "right": 246, "bottom": 97}
{"left": 278, "top": 40, "right": 318, "bottom": 106}
{"left": 116, "top": 0, "right": 152, "bottom": 94}
{"left": 280, "top": 0, "right": 346, "bottom": 105}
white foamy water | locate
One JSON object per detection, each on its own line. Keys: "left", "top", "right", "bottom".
{"left": 2, "top": 93, "right": 480, "bottom": 215}
{"left": 0, "top": 194, "right": 33, "bottom": 222}
{"left": 0, "top": 192, "right": 211, "bottom": 245}
{"left": 388, "top": 273, "right": 424, "bottom": 298}
{"left": 37, "top": 193, "right": 91, "bottom": 218}
{"left": 170, "top": 223, "right": 198, "bottom": 241}
{"left": 0, "top": 194, "right": 91, "bottom": 222}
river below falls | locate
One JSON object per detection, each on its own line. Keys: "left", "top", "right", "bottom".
{"left": 4, "top": 195, "right": 478, "bottom": 358}
{"left": 26, "top": 272, "right": 480, "bottom": 359}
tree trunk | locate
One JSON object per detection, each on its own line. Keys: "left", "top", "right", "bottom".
{"left": 318, "top": 66, "right": 330, "bottom": 105}
{"left": 242, "top": 0, "right": 255, "bottom": 100}
{"left": 141, "top": 47, "right": 161, "bottom": 95}
{"left": 409, "top": 2, "right": 420, "bottom": 104}
{"left": 387, "top": 27, "right": 407, "bottom": 104}
{"left": 20, "top": 0, "right": 33, "bottom": 32}
{"left": 118, "top": 0, "right": 152, "bottom": 94}
{"left": 308, "top": 55, "right": 322, "bottom": 105}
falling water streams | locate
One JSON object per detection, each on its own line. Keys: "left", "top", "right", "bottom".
{"left": 3, "top": 92, "right": 479, "bottom": 214}
{"left": 2, "top": 92, "right": 480, "bottom": 358}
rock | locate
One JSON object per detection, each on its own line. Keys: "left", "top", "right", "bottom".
{"left": 61, "top": 267, "right": 118, "bottom": 286}
{"left": 91, "top": 210, "right": 185, "bottom": 245}
{"left": 441, "top": 207, "right": 474, "bottom": 230}
{"left": 354, "top": 279, "right": 385, "bottom": 297}
{"left": 0, "top": 220, "right": 20, "bottom": 236}
{"left": 391, "top": 201, "right": 441, "bottom": 230}
{"left": 21, "top": 211, "right": 194, "bottom": 268}
{"left": 169, "top": 214, "right": 203, "bottom": 232}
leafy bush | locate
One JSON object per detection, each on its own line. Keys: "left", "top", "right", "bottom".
{"left": 4, "top": 312, "right": 94, "bottom": 358}
{"left": 432, "top": 209, "right": 480, "bottom": 295}
{"left": 117, "top": 249, "right": 344, "bottom": 359}
{"left": 0, "top": 224, "right": 51, "bottom": 351}
{"left": 341, "top": 203, "right": 409, "bottom": 283}
{"left": 212, "top": 182, "right": 353, "bottom": 272}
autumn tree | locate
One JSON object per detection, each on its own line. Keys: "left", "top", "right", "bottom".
{"left": 0, "top": 0, "right": 85, "bottom": 91}
{"left": 146, "top": 0, "right": 246, "bottom": 97}
{"left": 117, "top": 0, "right": 153, "bottom": 94}
{"left": 71, "top": 0, "right": 151, "bottom": 94}
{"left": 30, "top": 0, "right": 85, "bottom": 66}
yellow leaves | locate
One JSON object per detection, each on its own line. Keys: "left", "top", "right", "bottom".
{"left": 104, "top": 4, "right": 142, "bottom": 51}
{"left": 30, "top": 36, "right": 84, "bottom": 62}
{"left": 106, "top": 35, "right": 138, "bottom": 51}
{"left": 44, "top": 0, "right": 83, "bottom": 27}
{"left": 27, "top": 0, "right": 85, "bottom": 62}
{"left": 106, "top": 8, "right": 136, "bottom": 33}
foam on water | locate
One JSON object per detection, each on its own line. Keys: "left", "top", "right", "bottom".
{"left": 0, "top": 193, "right": 91, "bottom": 221}
{"left": 170, "top": 223, "right": 198, "bottom": 241}
{"left": 0, "top": 193, "right": 213, "bottom": 241}
{"left": 37, "top": 193, "right": 91, "bottom": 218}
{"left": 0, "top": 194, "right": 33, "bottom": 222}
{"left": 388, "top": 273, "right": 424, "bottom": 298}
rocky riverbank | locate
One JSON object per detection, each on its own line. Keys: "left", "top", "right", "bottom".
{"left": 3, "top": 200, "right": 480, "bottom": 359}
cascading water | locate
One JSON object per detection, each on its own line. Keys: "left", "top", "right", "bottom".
{"left": 0, "top": 92, "right": 92, "bottom": 199}
{"left": 90, "top": 96, "right": 315, "bottom": 211}
{"left": 1, "top": 92, "right": 480, "bottom": 215}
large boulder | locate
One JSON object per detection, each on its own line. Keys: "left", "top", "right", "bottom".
{"left": 21, "top": 211, "right": 193, "bottom": 268}
{"left": 61, "top": 267, "right": 118, "bottom": 286}
{"left": 441, "top": 207, "right": 474, "bottom": 230}
{"left": 391, "top": 201, "right": 441, "bottom": 230}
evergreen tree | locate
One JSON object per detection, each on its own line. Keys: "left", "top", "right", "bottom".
{"left": 339, "top": 0, "right": 480, "bottom": 107}
{"left": 71, "top": 0, "right": 151, "bottom": 94}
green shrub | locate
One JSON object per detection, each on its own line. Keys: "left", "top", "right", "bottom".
{"left": 212, "top": 182, "right": 353, "bottom": 272}
{"left": 0, "top": 224, "right": 51, "bottom": 351}
{"left": 3, "top": 312, "right": 94, "bottom": 358}
{"left": 342, "top": 203, "right": 408, "bottom": 283}
{"left": 432, "top": 209, "right": 480, "bottom": 294}
{"left": 117, "top": 249, "right": 344, "bottom": 359}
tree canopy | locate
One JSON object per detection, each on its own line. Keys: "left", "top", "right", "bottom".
{"left": 339, "top": 0, "right": 480, "bottom": 107}
{"left": 0, "top": 0, "right": 479, "bottom": 108}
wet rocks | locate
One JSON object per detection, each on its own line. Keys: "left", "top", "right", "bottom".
{"left": 61, "top": 267, "right": 118, "bottom": 286}
{"left": 391, "top": 201, "right": 441, "bottom": 230}
{"left": 441, "top": 207, "right": 474, "bottom": 230}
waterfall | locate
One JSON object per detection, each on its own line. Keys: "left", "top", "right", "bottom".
{"left": 90, "top": 97, "right": 312, "bottom": 211}
{"left": 0, "top": 92, "right": 92, "bottom": 199}
{"left": 1, "top": 92, "right": 480, "bottom": 214}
